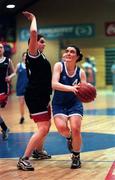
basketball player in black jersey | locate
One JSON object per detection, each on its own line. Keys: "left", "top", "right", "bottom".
{"left": 0, "top": 43, "right": 15, "bottom": 140}
{"left": 17, "top": 12, "right": 52, "bottom": 171}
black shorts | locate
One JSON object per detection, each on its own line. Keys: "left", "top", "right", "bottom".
{"left": 25, "top": 90, "right": 51, "bottom": 122}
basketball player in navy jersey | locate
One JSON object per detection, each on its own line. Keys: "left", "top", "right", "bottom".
{"left": 0, "top": 43, "right": 15, "bottom": 140}
{"left": 15, "top": 52, "right": 28, "bottom": 124}
{"left": 17, "top": 11, "right": 52, "bottom": 171}
{"left": 52, "top": 46, "right": 86, "bottom": 169}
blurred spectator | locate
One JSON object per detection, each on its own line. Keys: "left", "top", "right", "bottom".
{"left": 15, "top": 52, "right": 28, "bottom": 124}
{"left": 82, "top": 56, "right": 97, "bottom": 86}
{"left": 111, "top": 61, "right": 115, "bottom": 92}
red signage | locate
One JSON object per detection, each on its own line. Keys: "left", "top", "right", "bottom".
{"left": 105, "top": 22, "right": 115, "bottom": 36}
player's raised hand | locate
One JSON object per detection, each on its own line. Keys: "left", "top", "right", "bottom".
{"left": 22, "top": 11, "right": 35, "bottom": 21}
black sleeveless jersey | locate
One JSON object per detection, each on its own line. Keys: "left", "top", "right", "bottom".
{"left": 0, "top": 57, "right": 9, "bottom": 93}
{"left": 25, "top": 52, "right": 52, "bottom": 96}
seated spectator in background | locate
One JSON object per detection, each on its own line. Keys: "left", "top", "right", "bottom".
{"left": 82, "top": 56, "right": 97, "bottom": 86}
{"left": 111, "top": 61, "right": 115, "bottom": 92}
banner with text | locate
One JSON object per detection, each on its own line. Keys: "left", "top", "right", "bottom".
{"left": 19, "top": 24, "right": 95, "bottom": 41}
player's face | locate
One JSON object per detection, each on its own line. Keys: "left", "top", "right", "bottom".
{"left": 64, "top": 47, "right": 79, "bottom": 63}
{"left": 37, "top": 38, "right": 46, "bottom": 52}
{"left": 0, "top": 44, "right": 4, "bottom": 56}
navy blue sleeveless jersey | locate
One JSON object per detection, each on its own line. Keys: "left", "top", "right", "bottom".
{"left": 16, "top": 63, "right": 28, "bottom": 96}
{"left": 0, "top": 57, "right": 9, "bottom": 94}
{"left": 52, "top": 61, "right": 82, "bottom": 107}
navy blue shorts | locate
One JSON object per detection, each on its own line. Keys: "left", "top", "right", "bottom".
{"left": 52, "top": 101, "right": 83, "bottom": 118}
{"left": 16, "top": 86, "right": 26, "bottom": 96}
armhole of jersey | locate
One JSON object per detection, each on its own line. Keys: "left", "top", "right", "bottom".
{"left": 76, "top": 66, "right": 81, "bottom": 81}
{"left": 16, "top": 63, "right": 20, "bottom": 70}
{"left": 79, "top": 68, "right": 81, "bottom": 78}
{"left": 5, "top": 58, "right": 10, "bottom": 76}
{"left": 7, "top": 58, "right": 10, "bottom": 68}
{"left": 19, "top": 62, "right": 21, "bottom": 66}
{"left": 60, "top": 61, "right": 63, "bottom": 73}
{"left": 79, "top": 68, "right": 82, "bottom": 81}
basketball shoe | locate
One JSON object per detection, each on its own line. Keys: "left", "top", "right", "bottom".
{"left": 32, "top": 150, "right": 51, "bottom": 160}
{"left": 2, "top": 128, "right": 10, "bottom": 140}
{"left": 71, "top": 154, "right": 81, "bottom": 169}
{"left": 17, "top": 157, "right": 34, "bottom": 171}
{"left": 19, "top": 117, "right": 24, "bottom": 124}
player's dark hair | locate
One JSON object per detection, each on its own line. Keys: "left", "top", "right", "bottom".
{"left": 28, "top": 34, "right": 44, "bottom": 45}
{"left": 22, "top": 52, "right": 27, "bottom": 57}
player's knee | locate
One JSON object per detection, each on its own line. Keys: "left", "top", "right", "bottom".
{"left": 39, "top": 126, "right": 50, "bottom": 136}
{"left": 57, "top": 124, "right": 67, "bottom": 134}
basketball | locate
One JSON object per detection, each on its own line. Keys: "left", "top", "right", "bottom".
{"left": 76, "top": 82, "right": 97, "bottom": 103}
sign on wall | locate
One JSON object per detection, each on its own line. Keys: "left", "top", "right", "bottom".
{"left": 105, "top": 22, "right": 115, "bottom": 36}
{"left": 19, "top": 24, "right": 95, "bottom": 41}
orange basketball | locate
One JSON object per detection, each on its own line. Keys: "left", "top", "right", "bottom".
{"left": 76, "top": 82, "right": 97, "bottom": 103}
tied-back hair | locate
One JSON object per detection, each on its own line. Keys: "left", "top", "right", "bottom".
{"left": 22, "top": 52, "right": 27, "bottom": 57}
{"left": 28, "top": 34, "right": 44, "bottom": 45}
{"left": 68, "top": 45, "right": 83, "bottom": 62}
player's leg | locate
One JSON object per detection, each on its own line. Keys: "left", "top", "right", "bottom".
{"left": 17, "top": 120, "right": 50, "bottom": 171}
{"left": 54, "top": 115, "right": 72, "bottom": 151}
{"left": 0, "top": 115, "right": 9, "bottom": 140}
{"left": 32, "top": 135, "right": 51, "bottom": 159}
{"left": 69, "top": 115, "right": 82, "bottom": 169}
{"left": 18, "top": 96, "right": 25, "bottom": 124}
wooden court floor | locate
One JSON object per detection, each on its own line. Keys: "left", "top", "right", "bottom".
{"left": 0, "top": 90, "right": 115, "bottom": 180}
